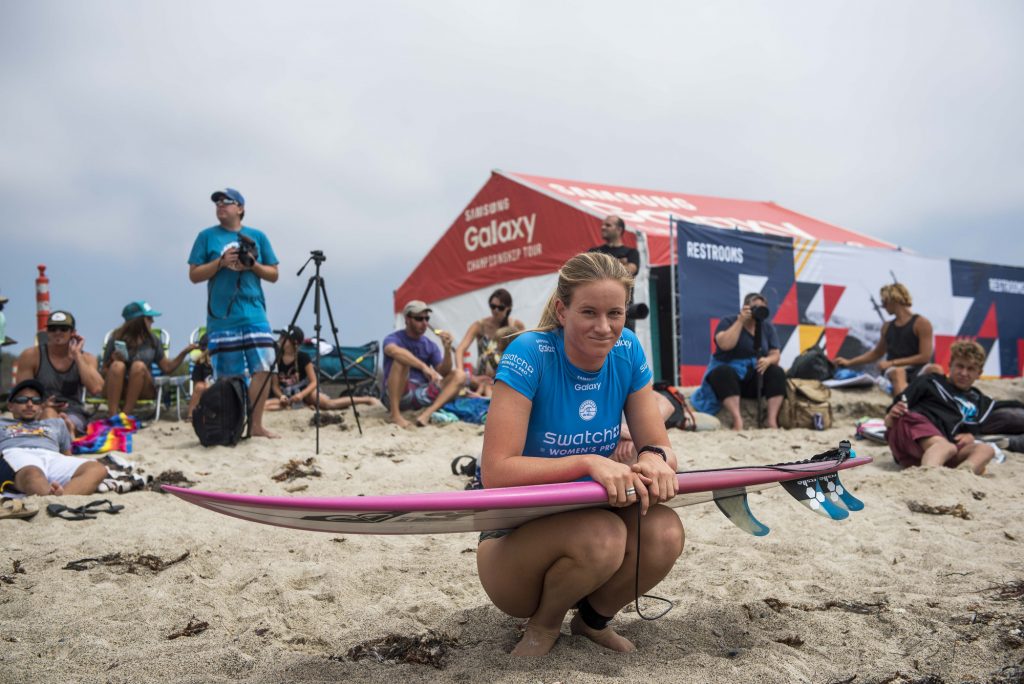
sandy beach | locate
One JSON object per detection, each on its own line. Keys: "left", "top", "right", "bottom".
{"left": 3, "top": 380, "right": 1024, "bottom": 683}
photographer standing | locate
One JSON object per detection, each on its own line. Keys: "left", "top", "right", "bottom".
{"left": 188, "top": 188, "right": 280, "bottom": 438}
{"left": 690, "top": 292, "right": 786, "bottom": 430}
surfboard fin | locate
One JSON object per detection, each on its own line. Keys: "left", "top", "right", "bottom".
{"left": 714, "top": 491, "right": 770, "bottom": 536}
{"left": 781, "top": 477, "right": 849, "bottom": 521}
{"left": 818, "top": 472, "right": 865, "bottom": 512}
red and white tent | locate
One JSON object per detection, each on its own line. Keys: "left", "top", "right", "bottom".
{"left": 394, "top": 170, "right": 895, "bottom": 378}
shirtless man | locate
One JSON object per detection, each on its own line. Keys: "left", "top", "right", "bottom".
{"left": 15, "top": 311, "right": 104, "bottom": 435}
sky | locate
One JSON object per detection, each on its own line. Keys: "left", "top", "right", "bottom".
{"left": 1, "top": 1, "right": 1022, "bottom": 361}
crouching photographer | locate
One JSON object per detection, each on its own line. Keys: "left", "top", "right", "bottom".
{"left": 188, "top": 187, "right": 280, "bottom": 438}
{"left": 690, "top": 292, "right": 786, "bottom": 431}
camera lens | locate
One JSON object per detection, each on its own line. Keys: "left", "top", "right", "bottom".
{"left": 751, "top": 305, "right": 770, "bottom": 322}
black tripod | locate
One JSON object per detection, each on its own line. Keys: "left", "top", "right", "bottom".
{"left": 286, "top": 250, "right": 363, "bottom": 452}
{"left": 753, "top": 318, "right": 766, "bottom": 429}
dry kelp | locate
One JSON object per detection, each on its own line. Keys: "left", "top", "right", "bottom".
{"left": 64, "top": 551, "right": 190, "bottom": 573}
{"left": 345, "top": 630, "right": 456, "bottom": 669}
{"left": 148, "top": 470, "right": 197, "bottom": 492}
{"left": 758, "top": 597, "right": 886, "bottom": 615}
{"left": 167, "top": 616, "right": 209, "bottom": 640}
{"left": 272, "top": 457, "right": 322, "bottom": 482}
{"left": 906, "top": 501, "right": 971, "bottom": 520}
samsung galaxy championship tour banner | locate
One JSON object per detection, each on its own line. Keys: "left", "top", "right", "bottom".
{"left": 675, "top": 220, "right": 1024, "bottom": 386}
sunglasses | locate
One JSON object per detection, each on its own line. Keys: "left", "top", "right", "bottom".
{"left": 47, "top": 325, "right": 71, "bottom": 333}
{"left": 215, "top": 198, "right": 238, "bottom": 207}
{"left": 490, "top": 303, "right": 508, "bottom": 312}
{"left": 10, "top": 396, "right": 45, "bottom": 405}
{"left": 410, "top": 315, "right": 430, "bottom": 322}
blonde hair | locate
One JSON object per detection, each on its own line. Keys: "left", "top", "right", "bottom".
{"left": 949, "top": 340, "right": 986, "bottom": 368}
{"left": 880, "top": 283, "right": 912, "bottom": 307}
{"left": 536, "top": 252, "right": 634, "bottom": 331}
{"left": 493, "top": 325, "right": 519, "bottom": 356}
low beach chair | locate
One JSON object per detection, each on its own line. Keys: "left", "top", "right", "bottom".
{"left": 298, "top": 339, "right": 380, "bottom": 398}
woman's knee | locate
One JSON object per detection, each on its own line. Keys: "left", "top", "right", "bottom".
{"left": 762, "top": 365, "right": 787, "bottom": 396}
{"left": 107, "top": 360, "right": 126, "bottom": 376}
{"left": 572, "top": 512, "right": 628, "bottom": 569}
{"left": 644, "top": 508, "right": 685, "bottom": 558}
{"left": 128, "top": 360, "right": 150, "bottom": 377}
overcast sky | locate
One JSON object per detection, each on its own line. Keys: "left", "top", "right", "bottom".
{"left": 2, "top": 1, "right": 1021, "bottom": 358}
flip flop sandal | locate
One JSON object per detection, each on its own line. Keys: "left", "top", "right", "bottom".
{"left": 0, "top": 498, "right": 39, "bottom": 521}
{"left": 450, "top": 455, "right": 477, "bottom": 477}
{"left": 46, "top": 503, "right": 96, "bottom": 521}
{"left": 80, "top": 499, "right": 125, "bottom": 514}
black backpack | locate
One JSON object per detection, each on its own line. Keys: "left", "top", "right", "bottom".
{"left": 787, "top": 347, "right": 835, "bottom": 381}
{"left": 192, "top": 376, "right": 249, "bottom": 446}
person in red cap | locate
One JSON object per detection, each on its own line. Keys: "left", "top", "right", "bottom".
{"left": 15, "top": 310, "right": 104, "bottom": 435}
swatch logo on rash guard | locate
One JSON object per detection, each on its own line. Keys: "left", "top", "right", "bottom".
{"left": 578, "top": 399, "right": 597, "bottom": 421}
{"left": 500, "top": 353, "right": 534, "bottom": 377}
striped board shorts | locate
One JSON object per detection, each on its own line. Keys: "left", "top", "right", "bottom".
{"left": 208, "top": 324, "right": 277, "bottom": 382}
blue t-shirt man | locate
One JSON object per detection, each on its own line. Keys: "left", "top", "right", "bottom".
{"left": 495, "top": 327, "right": 652, "bottom": 459}
{"left": 188, "top": 226, "right": 279, "bottom": 332}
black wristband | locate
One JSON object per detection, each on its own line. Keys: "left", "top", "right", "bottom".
{"left": 638, "top": 445, "right": 667, "bottom": 461}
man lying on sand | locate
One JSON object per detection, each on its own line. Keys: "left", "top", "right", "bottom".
{"left": 885, "top": 340, "right": 1019, "bottom": 475}
{"left": 1, "top": 379, "right": 106, "bottom": 496}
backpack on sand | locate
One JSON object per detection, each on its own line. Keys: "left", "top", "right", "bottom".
{"left": 192, "top": 376, "right": 249, "bottom": 447}
{"left": 787, "top": 347, "right": 835, "bottom": 381}
{"left": 779, "top": 378, "right": 833, "bottom": 430}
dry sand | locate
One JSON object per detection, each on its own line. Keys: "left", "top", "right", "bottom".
{"left": 3, "top": 381, "right": 1024, "bottom": 683}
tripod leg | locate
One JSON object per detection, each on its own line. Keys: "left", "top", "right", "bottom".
{"left": 318, "top": 277, "right": 363, "bottom": 436}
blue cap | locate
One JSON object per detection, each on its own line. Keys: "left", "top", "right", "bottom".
{"left": 211, "top": 188, "right": 245, "bottom": 205}
{"left": 122, "top": 301, "right": 162, "bottom": 321}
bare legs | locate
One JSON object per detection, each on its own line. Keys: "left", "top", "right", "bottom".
{"left": 14, "top": 460, "right": 107, "bottom": 496}
{"left": 722, "top": 394, "right": 783, "bottom": 431}
{"left": 917, "top": 435, "right": 995, "bottom": 474}
{"left": 385, "top": 361, "right": 466, "bottom": 428}
{"left": 477, "top": 505, "right": 685, "bottom": 656}
{"left": 413, "top": 368, "right": 466, "bottom": 427}
{"left": 248, "top": 371, "right": 278, "bottom": 438}
{"left": 103, "top": 360, "right": 155, "bottom": 416}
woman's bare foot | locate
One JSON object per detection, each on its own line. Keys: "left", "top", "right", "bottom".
{"left": 49, "top": 482, "right": 65, "bottom": 496}
{"left": 511, "top": 622, "right": 562, "bottom": 657}
{"left": 390, "top": 414, "right": 412, "bottom": 429}
{"left": 569, "top": 613, "right": 635, "bottom": 652}
{"left": 251, "top": 427, "right": 281, "bottom": 439}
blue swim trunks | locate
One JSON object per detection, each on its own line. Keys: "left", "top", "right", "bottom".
{"left": 208, "top": 324, "right": 276, "bottom": 382}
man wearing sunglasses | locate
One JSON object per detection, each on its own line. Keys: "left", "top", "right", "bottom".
{"left": 14, "top": 310, "right": 104, "bottom": 436}
{"left": 1, "top": 379, "right": 106, "bottom": 497}
{"left": 382, "top": 300, "right": 466, "bottom": 428}
{"left": 189, "top": 187, "right": 280, "bottom": 438}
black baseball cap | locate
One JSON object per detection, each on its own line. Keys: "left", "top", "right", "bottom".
{"left": 10, "top": 378, "right": 46, "bottom": 399}
{"left": 274, "top": 326, "right": 304, "bottom": 343}
{"left": 47, "top": 311, "right": 76, "bottom": 329}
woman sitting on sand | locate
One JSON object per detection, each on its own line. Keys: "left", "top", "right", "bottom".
{"left": 454, "top": 288, "right": 525, "bottom": 397}
{"left": 267, "top": 326, "right": 381, "bottom": 411}
{"left": 834, "top": 283, "right": 936, "bottom": 396}
{"left": 689, "top": 292, "right": 786, "bottom": 430}
{"left": 477, "top": 252, "right": 684, "bottom": 657}
{"left": 102, "top": 301, "right": 196, "bottom": 416}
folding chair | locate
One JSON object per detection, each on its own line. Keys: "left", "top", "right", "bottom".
{"left": 151, "top": 328, "right": 188, "bottom": 421}
{"left": 297, "top": 340, "right": 380, "bottom": 398}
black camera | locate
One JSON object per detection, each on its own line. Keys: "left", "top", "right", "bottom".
{"left": 751, "top": 305, "right": 770, "bottom": 322}
{"left": 627, "top": 302, "right": 650, "bottom": 320}
{"left": 237, "top": 234, "right": 257, "bottom": 268}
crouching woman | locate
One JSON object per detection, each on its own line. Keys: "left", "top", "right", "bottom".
{"left": 476, "top": 252, "right": 685, "bottom": 657}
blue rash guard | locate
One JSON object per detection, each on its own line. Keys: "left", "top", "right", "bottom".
{"left": 495, "top": 327, "right": 652, "bottom": 459}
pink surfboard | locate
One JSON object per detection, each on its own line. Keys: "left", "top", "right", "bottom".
{"left": 164, "top": 449, "right": 871, "bottom": 536}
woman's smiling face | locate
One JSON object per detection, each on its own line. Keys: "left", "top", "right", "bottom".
{"left": 555, "top": 278, "right": 628, "bottom": 369}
